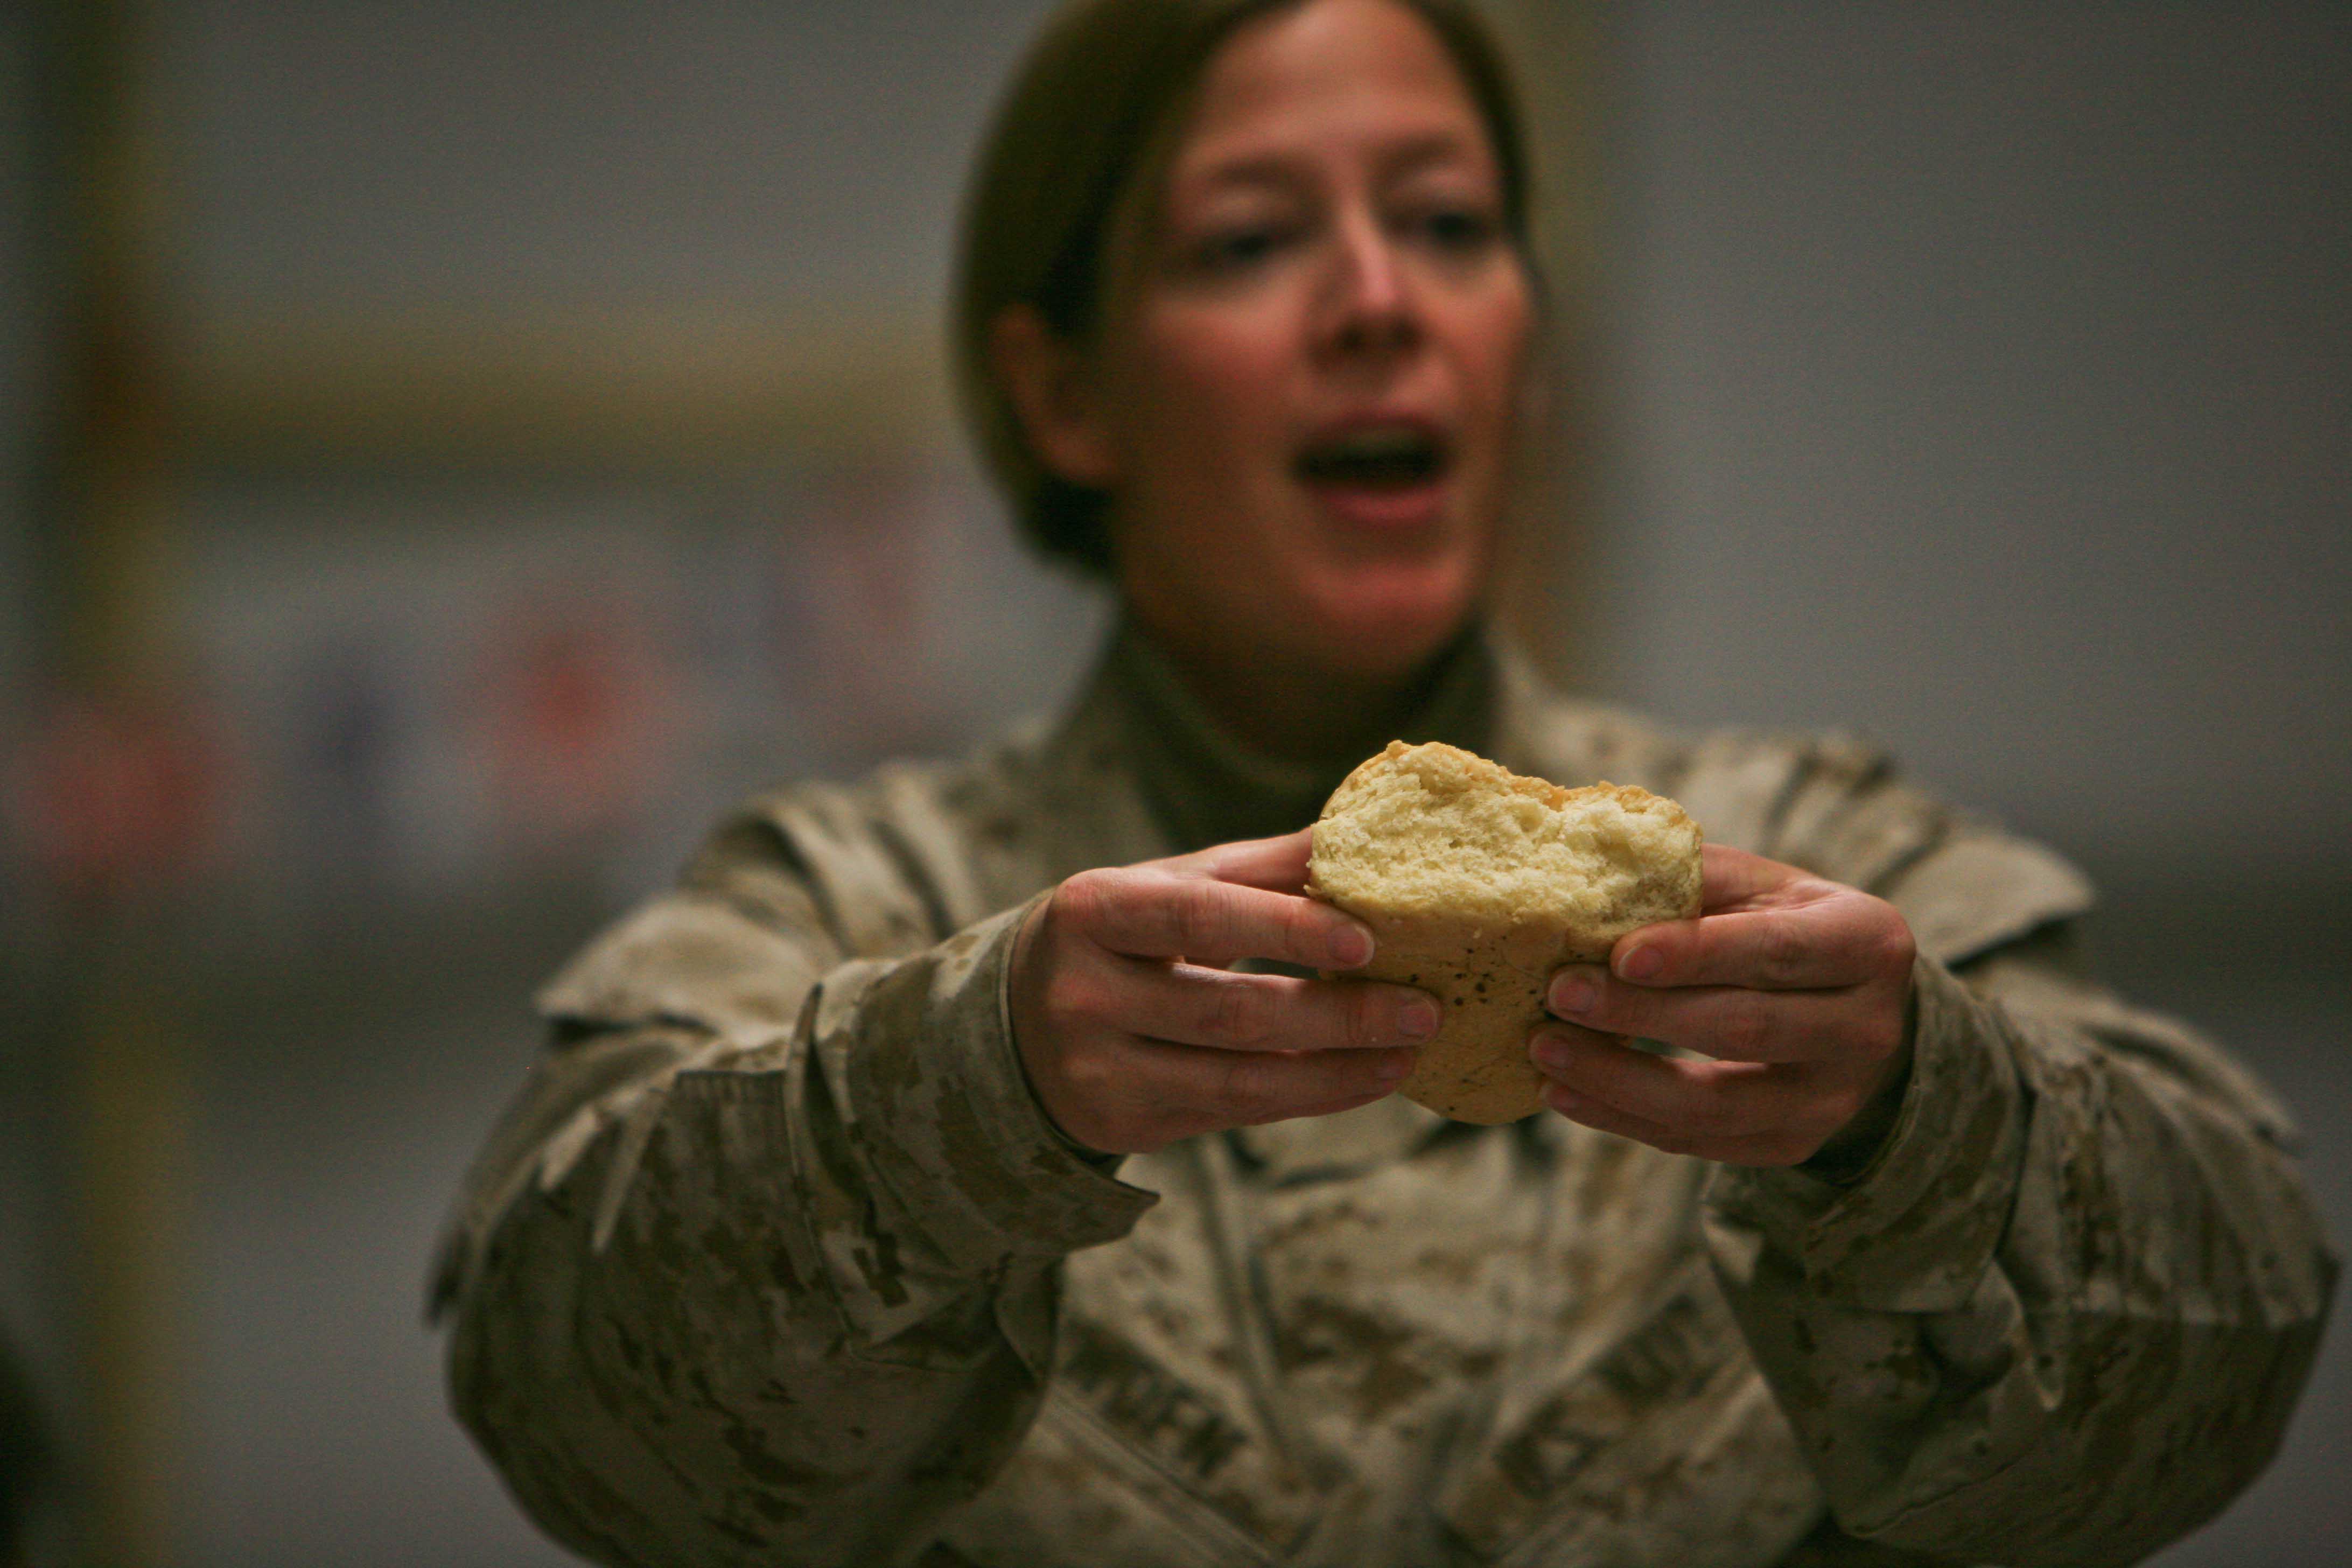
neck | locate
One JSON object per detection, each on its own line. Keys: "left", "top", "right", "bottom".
{"left": 1133, "top": 611, "right": 1469, "bottom": 765}
{"left": 1094, "top": 610, "right": 1500, "bottom": 855}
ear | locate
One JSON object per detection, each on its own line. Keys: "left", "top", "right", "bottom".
{"left": 989, "top": 304, "right": 1121, "bottom": 489}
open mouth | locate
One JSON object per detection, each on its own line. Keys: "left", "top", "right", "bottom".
{"left": 1294, "top": 425, "right": 1450, "bottom": 491}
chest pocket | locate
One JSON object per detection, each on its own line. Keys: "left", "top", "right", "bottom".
{"left": 1434, "top": 1256, "right": 1821, "bottom": 1567}
{"left": 1030, "top": 1150, "right": 1330, "bottom": 1559}
{"left": 935, "top": 1172, "right": 1317, "bottom": 1568}
{"left": 936, "top": 1377, "right": 1286, "bottom": 1568}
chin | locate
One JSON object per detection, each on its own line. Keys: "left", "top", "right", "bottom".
{"left": 1294, "top": 561, "right": 1481, "bottom": 680}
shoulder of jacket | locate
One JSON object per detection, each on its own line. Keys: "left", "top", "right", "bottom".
{"left": 713, "top": 729, "right": 1053, "bottom": 938}
{"left": 1500, "top": 654, "right": 2091, "bottom": 966}
{"left": 536, "top": 736, "right": 1040, "bottom": 1034}
{"left": 1499, "top": 649, "right": 1889, "bottom": 821}
{"left": 1879, "top": 828, "right": 2095, "bottom": 969}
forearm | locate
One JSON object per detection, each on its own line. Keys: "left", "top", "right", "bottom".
{"left": 438, "top": 901, "right": 1154, "bottom": 1566}
{"left": 446, "top": 1067, "right": 1042, "bottom": 1567}
{"left": 1706, "top": 943, "right": 2336, "bottom": 1566}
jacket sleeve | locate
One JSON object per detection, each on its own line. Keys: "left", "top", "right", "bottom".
{"left": 1704, "top": 915, "right": 2336, "bottom": 1567}
{"left": 428, "top": 806, "right": 1154, "bottom": 1567}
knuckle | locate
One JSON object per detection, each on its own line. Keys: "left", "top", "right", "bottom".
{"left": 1842, "top": 1001, "right": 1904, "bottom": 1062}
{"left": 1760, "top": 922, "right": 1809, "bottom": 985}
{"left": 1865, "top": 1011, "right": 1907, "bottom": 1061}
{"left": 1038, "top": 982, "right": 1083, "bottom": 1038}
{"left": 1723, "top": 999, "right": 1774, "bottom": 1059}
{"left": 1059, "top": 1046, "right": 1120, "bottom": 1102}
{"left": 1056, "top": 869, "right": 1115, "bottom": 932}
{"left": 1215, "top": 1053, "right": 1270, "bottom": 1116}
{"left": 1048, "top": 968, "right": 1110, "bottom": 1031}
{"left": 1179, "top": 880, "right": 1236, "bottom": 954}
{"left": 1205, "top": 979, "right": 1270, "bottom": 1049}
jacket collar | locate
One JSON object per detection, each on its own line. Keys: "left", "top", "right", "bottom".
{"left": 1084, "top": 615, "right": 1502, "bottom": 856}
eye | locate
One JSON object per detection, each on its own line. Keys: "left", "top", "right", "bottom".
{"left": 1409, "top": 205, "right": 1501, "bottom": 255}
{"left": 1191, "top": 221, "right": 1295, "bottom": 275}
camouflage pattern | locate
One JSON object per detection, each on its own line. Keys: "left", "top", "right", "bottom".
{"left": 431, "top": 625, "right": 2335, "bottom": 1567}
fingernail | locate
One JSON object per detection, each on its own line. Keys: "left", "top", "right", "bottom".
{"left": 1530, "top": 1031, "right": 1571, "bottom": 1072}
{"left": 1618, "top": 944, "right": 1663, "bottom": 982}
{"left": 1377, "top": 1049, "right": 1416, "bottom": 1081}
{"left": 1398, "top": 998, "right": 1440, "bottom": 1040}
{"left": 1551, "top": 974, "right": 1597, "bottom": 1015}
{"left": 1328, "top": 924, "right": 1374, "bottom": 967}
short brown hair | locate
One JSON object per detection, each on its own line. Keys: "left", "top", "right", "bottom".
{"left": 951, "top": 0, "right": 1533, "bottom": 576}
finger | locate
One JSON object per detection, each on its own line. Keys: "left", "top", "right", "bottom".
{"left": 1247, "top": 1083, "right": 1410, "bottom": 1127}
{"left": 1698, "top": 843, "right": 1801, "bottom": 912}
{"left": 1529, "top": 1026, "right": 1810, "bottom": 1135}
{"left": 1539, "top": 1078, "right": 1677, "bottom": 1146}
{"left": 1121, "top": 963, "right": 1440, "bottom": 1053}
{"left": 1068, "top": 866, "right": 1374, "bottom": 968}
{"left": 1539, "top": 1080, "right": 1819, "bottom": 1167}
{"left": 1545, "top": 967, "right": 1874, "bottom": 1063}
{"left": 1142, "top": 1038, "right": 1418, "bottom": 1125}
{"left": 1520, "top": 1018, "right": 1621, "bottom": 1057}
{"left": 1611, "top": 896, "right": 1892, "bottom": 991}
{"left": 1182, "top": 829, "right": 1316, "bottom": 893}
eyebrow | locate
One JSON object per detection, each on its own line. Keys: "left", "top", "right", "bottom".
{"left": 1181, "top": 129, "right": 1487, "bottom": 196}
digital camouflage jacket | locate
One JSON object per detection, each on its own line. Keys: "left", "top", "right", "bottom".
{"left": 431, "top": 627, "right": 2333, "bottom": 1568}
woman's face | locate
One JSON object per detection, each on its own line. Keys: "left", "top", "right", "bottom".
{"left": 1078, "top": 0, "right": 1534, "bottom": 686}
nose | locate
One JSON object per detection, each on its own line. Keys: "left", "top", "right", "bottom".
{"left": 1313, "top": 207, "right": 1420, "bottom": 365}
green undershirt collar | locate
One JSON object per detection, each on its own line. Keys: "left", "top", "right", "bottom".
{"left": 1100, "top": 616, "right": 1500, "bottom": 855}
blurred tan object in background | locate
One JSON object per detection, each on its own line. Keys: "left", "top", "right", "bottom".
{"left": 26, "top": 1, "right": 200, "bottom": 1562}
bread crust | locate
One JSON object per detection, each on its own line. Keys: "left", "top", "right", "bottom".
{"left": 1307, "top": 741, "right": 1703, "bottom": 1124}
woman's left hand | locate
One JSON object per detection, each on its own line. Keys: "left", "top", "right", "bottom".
{"left": 1530, "top": 844, "right": 1918, "bottom": 1169}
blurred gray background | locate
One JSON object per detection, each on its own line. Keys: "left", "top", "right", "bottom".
{"left": 0, "top": 2, "right": 2343, "bottom": 1564}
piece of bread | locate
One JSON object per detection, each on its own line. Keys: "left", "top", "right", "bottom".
{"left": 1307, "top": 741, "right": 1704, "bottom": 1124}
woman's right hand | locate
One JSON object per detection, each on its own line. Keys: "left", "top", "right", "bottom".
{"left": 1008, "top": 828, "right": 1440, "bottom": 1154}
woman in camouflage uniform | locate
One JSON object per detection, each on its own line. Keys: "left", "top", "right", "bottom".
{"left": 432, "top": 2, "right": 2334, "bottom": 1564}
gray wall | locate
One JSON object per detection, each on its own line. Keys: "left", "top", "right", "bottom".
{"left": 183, "top": 0, "right": 1057, "bottom": 315}
{"left": 1595, "top": 2, "right": 2350, "bottom": 886}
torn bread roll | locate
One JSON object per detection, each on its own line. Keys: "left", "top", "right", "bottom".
{"left": 1307, "top": 741, "right": 1704, "bottom": 1124}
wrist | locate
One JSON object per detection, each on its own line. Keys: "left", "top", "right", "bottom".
{"left": 1799, "top": 973, "right": 1919, "bottom": 1185}
{"left": 1707, "top": 956, "right": 2030, "bottom": 1312}
{"left": 1003, "top": 893, "right": 1121, "bottom": 1165}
